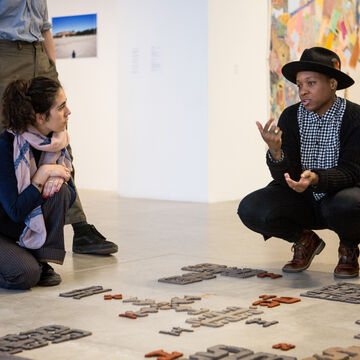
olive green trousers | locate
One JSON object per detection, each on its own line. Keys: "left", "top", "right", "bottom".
{"left": 0, "top": 40, "right": 86, "bottom": 225}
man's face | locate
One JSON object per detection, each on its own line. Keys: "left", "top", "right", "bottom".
{"left": 296, "top": 71, "right": 336, "bottom": 115}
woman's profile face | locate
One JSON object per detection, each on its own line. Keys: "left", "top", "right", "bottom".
{"left": 37, "top": 88, "right": 71, "bottom": 135}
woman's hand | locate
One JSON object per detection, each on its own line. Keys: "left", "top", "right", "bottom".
{"left": 284, "top": 170, "right": 319, "bottom": 193}
{"left": 42, "top": 176, "right": 65, "bottom": 198}
{"left": 256, "top": 119, "right": 282, "bottom": 160}
{"left": 38, "top": 164, "right": 71, "bottom": 181}
{"left": 31, "top": 164, "right": 71, "bottom": 193}
{"left": 45, "top": 164, "right": 71, "bottom": 181}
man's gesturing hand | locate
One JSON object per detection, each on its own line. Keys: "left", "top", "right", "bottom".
{"left": 256, "top": 119, "right": 282, "bottom": 160}
{"left": 284, "top": 170, "right": 319, "bottom": 193}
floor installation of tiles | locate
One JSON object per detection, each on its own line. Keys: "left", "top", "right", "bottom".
{"left": 1, "top": 189, "right": 360, "bottom": 360}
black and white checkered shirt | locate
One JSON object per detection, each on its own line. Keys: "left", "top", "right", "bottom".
{"left": 297, "top": 96, "right": 346, "bottom": 200}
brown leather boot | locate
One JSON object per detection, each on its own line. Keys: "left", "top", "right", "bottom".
{"left": 334, "top": 244, "right": 359, "bottom": 278}
{"left": 282, "top": 230, "right": 325, "bottom": 273}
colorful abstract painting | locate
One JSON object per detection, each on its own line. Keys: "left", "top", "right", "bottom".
{"left": 270, "top": 0, "right": 360, "bottom": 120}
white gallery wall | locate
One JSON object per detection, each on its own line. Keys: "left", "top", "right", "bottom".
{"left": 116, "top": 0, "right": 272, "bottom": 203}
{"left": 47, "top": 0, "right": 119, "bottom": 192}
{"left": 117, "top": 0, "right": 209, "bottom": 202}
{"left": 47, "top": 0, "right": 270, "bottom": 202}
{"left": 208, "top": 0, "right": 270, "bottom": 202}
{"left": 47, "top": 0, "right": 360, "bottom": 203}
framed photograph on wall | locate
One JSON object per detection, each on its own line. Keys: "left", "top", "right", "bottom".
{"left": 52, "top": 13, "right": 97, "bottom": 59}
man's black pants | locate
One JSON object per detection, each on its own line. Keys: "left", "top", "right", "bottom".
{"left": 238, "top": 181, "right": 360, "bottom": 247}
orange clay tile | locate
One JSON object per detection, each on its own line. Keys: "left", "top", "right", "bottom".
{"left": 252, "top": 300, "right": 264, "bottom": 306}
{"left": 272, "top": 297, "right": 301, "bottom": 304}
{"left": 257, "top": 272, "right": 283, "bottom": 279}
{"left": 112, "top": 294, "right": 123, "bottom": 299}
{"left": 272, "top": 343, "right": 296, "bottom": 351}
{"left": 104, "top": 294, "right": 123, "bottom": 300}
{"left": 252, "top": 300, "right": 280, "bottom": 307}
{"left": 253, "top": 294, "right": 301, "bottom": 307}
{"left": 261, "top": 301, "right": 281, "bottom": 308}
{"left": 145, "top": 350, "right": 183, "bottom": 360}
{"left": 259, "top": 295, "right": 277, "bottom": 300}
{"left": 119, "top": 313, "right": 137, "bottom": 319}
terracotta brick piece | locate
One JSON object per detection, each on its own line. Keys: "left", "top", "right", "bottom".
{"left": 112, "top": 294, "right": 123, "bottom": 299}
{"left": 259, "top": 295, "right": 277, "bottom": 300}
{"left": 104, "top": 294, "right": 123, "bottom": 300}
{"left": 257, "top": 272, "right": 283, "bottom": 279}
{"left": 145, "top": 349, "right": 183, "bottom": 360}
{"left": 272, "top": 343, "right": 295, "bottom": 351}
{"left": 272, "top": 296, "right": 301, "bottom": 304}
{"left": 253, "top": 294, "right": 301, "bottom": 308}
{"left": 119, "top": 313, "right": 137, "bottom": 319}
{"left": 252, "top": 299, "right": 280, "bottom": 308}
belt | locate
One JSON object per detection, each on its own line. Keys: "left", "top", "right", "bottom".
{"left": 0, "top": 39, "right": 42, "bottom": 50}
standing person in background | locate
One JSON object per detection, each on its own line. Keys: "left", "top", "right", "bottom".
{"left": 0, "top": 0, "right": 118, "bottom": 255}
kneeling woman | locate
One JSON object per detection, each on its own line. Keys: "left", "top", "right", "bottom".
{"left": 0, "top": 77, "right": 75, "bottom": 289}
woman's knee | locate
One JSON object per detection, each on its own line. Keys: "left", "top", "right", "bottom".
{"left": 43, "top": 184, "right": 71, "bottom": 213}
{"left": 0, "top": 262, "right": 40, "bottom": 290}
{"left": 54, "top": 184, "right": 71, "bottom": 204}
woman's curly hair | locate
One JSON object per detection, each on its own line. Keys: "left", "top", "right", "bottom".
{"left": 1, "top": 77, "right": 61, "bottom": 133}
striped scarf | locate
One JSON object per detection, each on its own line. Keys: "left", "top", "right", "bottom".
{"left": 9, "top": 127, "right": 72, "bottom": 249}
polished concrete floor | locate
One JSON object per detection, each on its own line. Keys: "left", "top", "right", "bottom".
{"left": 1, "top": 189, "right": 359, "bottom": 359}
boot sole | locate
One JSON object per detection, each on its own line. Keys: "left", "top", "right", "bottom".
{"left": 333, "top": 271, "right": 359, "bottom": 279}
{"left": 37, "top": 276, "right": 62, "bottom": 286}
{"left": 73, "top": 247, "right": 118, "bottom": 255}
{"left": 282, "top": 239, "right": 326, "bottom": 273}
{"left": 37, "top": 279, "right": 62, "bottom": 286}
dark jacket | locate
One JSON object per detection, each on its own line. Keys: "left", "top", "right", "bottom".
{"left": 267, "top": 100, "right": 360, "bottom": 194}
{"left": 0, "top": 131, "right": 75, "bottom": 240}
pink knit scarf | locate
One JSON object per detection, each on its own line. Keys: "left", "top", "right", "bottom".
{"left": 9, "top": 126, "right": 72, "bottom": 249}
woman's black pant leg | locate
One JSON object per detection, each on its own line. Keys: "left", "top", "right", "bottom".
{"left": 0, "top": 234, "right": 40, "bottom": 290}
{"left": 238, "top": 182, "right": 318, "bottom": 242}
{"left": 31, "top": 184, "right": 72, "bottom": 264}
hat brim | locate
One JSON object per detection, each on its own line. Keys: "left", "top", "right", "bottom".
{"left": 282, "top": 61, "right": 354, "bottom": 90}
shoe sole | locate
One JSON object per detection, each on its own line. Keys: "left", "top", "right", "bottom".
{"left": 334, "top": 271, "right": 359, "bottom": 279}
{"left": 73, "top": 247, "right": 118, "bottom": 255}
{"left": 37, "top": 280, "right": 62, "bottom": 286}
{"left": 37, "top": 277, "right": 62, "bottom": 286}
{"left": 282, "top": 239, "right": 326, "bottom": 273}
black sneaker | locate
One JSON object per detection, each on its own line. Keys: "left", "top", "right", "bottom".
{"left": 37, "top": 263, "right": 62, "bottom": 286}
{"left": 72, "top": 224, "right": 118, "bottom": 255}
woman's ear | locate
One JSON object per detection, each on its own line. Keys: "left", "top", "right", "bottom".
{"left": 35, "top": 113, "right": 45, "bottom": 125}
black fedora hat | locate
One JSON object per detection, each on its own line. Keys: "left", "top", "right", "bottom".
{"left": 282, "top": 47, "right": 354, "bottom": 90}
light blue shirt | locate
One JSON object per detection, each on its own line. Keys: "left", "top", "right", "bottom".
{"left": 0, "top": 0, "right": 52, "bottom": 42}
